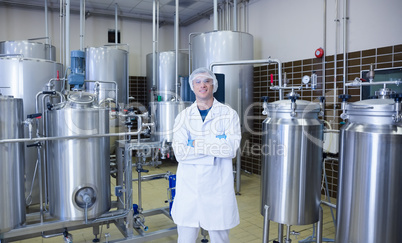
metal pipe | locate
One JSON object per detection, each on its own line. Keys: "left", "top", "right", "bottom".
{"left": 152, "top": 0, "right": 156, "bottom": 96}
{"left": 188, "top": 32, "right": 203, "bottom": 74}
{"left": 316, "top": 206, "right": 323, "bottom": 243}
{"left": 262, "top": 205, "right": 270, "bottom": 243}
{"left": 0, "top": 130, "right": 144, "bottom": 144}
{"left": 233, "top": 0, "right": 237, "bottom": 31}
{"left": 226, "top": 0, "right": 229, "bottom": 30}
{"left": 346, "top": 80, "right": 402, "bottom": 87}
{"left": 132, "top": 173, "right": 169, "bottom": 182}
{"left": 321, "top": 200, "right": 336, "bottom": 209}
{"left": 80, "top": 0, "right": 84, "bottom": 50}
{"left": 137, "top": 166, "right": 143, "bottom": 212}
{"left": 209, "top": 58, "right": 283, "bottom": 99}
{"left": 85, "top": 80, "right": 119, "bottom": 107}
{"left": 83, "top": 0, "right": 85, "bottom": 49}
{"left": 175, "top": 0, "right": 179, "bottom": 101}
{"left": 322, "top": 0, "right": 326, "bottom": 98}
{"left": 157, "top": 0, "right": 159, "bottom": 55}
{"left": 66, "top": 0, "right": 70, "bottom": 68}
{"left": 45, "top": 0, "right": 49, "bottom": 44}
{"left": 333, "top": 0, "right": 339, "bottom": 125}
{"left": 214, "top": 0, "right": 218, "bottom": 31}
{"left": 59, "top": 0, "right": 62, "bottom": 63}
{"left": 36, "top": 145, "right": 44, "bottom": 223}
{"left": 115, "top": 3, "right": 118, "bottom": 45}
{"left": 343, "top": 0, "right": 348, "bottom": 93}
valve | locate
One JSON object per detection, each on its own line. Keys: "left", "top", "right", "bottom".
{"left": 338, "top": 94, "right": 352, "bottom": 102}
{"left": 27, "top": 113, "right": 42, "bottom": 119}
{"left": 27, "top": 142, "right": 42, "bottom": 148}
{"left": 339, "top": 94, "right": 351, "bottom": 120}
{"left": 288, "top": 94, "right": 299, "bottom": 117}
{"left": 311, "top": 71, "right": 318, "bottom": 90}
{"left": 319, "top": 96, "right": 325, "bottom": 117}
{"left": 390, "top": 93, "right": 402, "bottom": 123}
{"left": 24, "top": 113, "right": 42, "bottom": 139}
{"left": 390, "top": 93, "right": 402, "bottom": 102}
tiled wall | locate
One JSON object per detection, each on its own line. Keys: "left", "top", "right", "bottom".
{"left": 128, "top": 76, "right": 147, "bottom": 109}
{"left": 243, "top": 43, "right": 402, "bottom": 198}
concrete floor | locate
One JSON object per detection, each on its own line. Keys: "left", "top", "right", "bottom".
{"left": 14, "top": 160, "right": 337, "bottom": 243}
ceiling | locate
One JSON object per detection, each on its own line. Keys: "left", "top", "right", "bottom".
{"left": 0, "top": 0, "right": 219, "bottom": 26}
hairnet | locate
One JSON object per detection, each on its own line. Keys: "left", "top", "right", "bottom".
{"left": 189, "top": 67, "right": 218, "bottom": 93}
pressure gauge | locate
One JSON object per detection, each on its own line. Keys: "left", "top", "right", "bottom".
{"left": 302, "top": 75, "right": 311, "bottom": 84}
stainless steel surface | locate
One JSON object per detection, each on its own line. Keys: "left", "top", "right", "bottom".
{"left": 261, "top": 99, "right": 323, "bottom": 225}
{"left": 149, "top": 101, "right": 191, "bottom": 143}
{"left": 0, "top": 55, "right": 63, "bottom": 205}
{"left": 0, "top": 40, "right": 56, "bottom": 61}
{"left": 86, "top": 45, "right": 129, "bottom": 104}
{"left": 146, "top": 51, "right": 189, "bottom": 102}
{"left": 46, "top": 92, "right": 111, "bottom": 220}
{"left": 0, "top": 96, "right": 26, "bottom": 233}
{"left": 336, "top": 98, "right": 402, "bottom": 243}
{"left": 191, "top": 31, "right": 254, "bottom": 117}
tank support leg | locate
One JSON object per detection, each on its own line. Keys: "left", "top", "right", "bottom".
{"left": 285, "top": 225, "right": 291, "bottom": 243}
{"left": 316, "top": 206, "right": 323, "bottom": 243}
{"left": 262, "top": 205, "right": 270, "bottom": 243}
{"left": 278, "top": 223, "right": 284, "bottom": 243}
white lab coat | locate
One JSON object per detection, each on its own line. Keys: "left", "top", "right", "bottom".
{"left": 171, "top": 98, "right": 241, "bottom": 230}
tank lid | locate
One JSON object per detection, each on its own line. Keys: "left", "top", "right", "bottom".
{"left": 67, "top": 91, "right": 95, "bottom": 104}
{"left": 268, "top": 99, "right": 320, "bottom": 112}
{"left": 344, "top": 98, "right": 401, "bottom": 125}
{"left": 346, "top": 98, "right": 395, "bottom": 112}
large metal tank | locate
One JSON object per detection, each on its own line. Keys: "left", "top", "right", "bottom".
{"left": 150, "top": 101, "right": 192, "bottom": 142}
{"left": 0, "top": 40, "right": 56, "bottom": 61}
{"left": 0, "top": 42, "right": 63, "bottom": 205}
{"left": 261, "top": 99, "right": 323, "bottom": 225}
{"left": 336, "top": 98, "right": 402, "bottom": 242}
{"left": 46, "top": 92, "right": 111, "bottom": 220}
{"left": 86, "top": 45, "right": 129, "bottom": 105}
{"left": 146, "top": 51, "right": 189, "bottom": 102}
{"left": 0, "top": 95, "right": 26, "bottom": 233}
{"left": 191, "top": 31, "right": 253, "bottom": 119}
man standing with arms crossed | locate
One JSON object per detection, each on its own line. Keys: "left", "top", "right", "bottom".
{"left": 172, "top": 67, "right": 241, "bottom": 243}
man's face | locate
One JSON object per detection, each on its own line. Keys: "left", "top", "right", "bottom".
{"left": 192, "top": 73, "right": 214, "bottom": 101}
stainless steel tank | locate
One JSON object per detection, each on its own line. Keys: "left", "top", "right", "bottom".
{"left": 146, "top": 51, "right": 189, "bottom": 102}
{"left": 336, "top": 98, "right": 402, "bottom": 243}
{"left": 150, "top": 101, "right": 192, "bottom": 142}
{"left": 191, "top": 31, "right": 253, "bottom": 119}
{"left": 46, "top": 92, "right": 111, "bottom": 220}
{"left": 0, "top": 95, "right": 26, "bottom": 233}
{"left": 0, "top": 40, "right": 56, "bottom": 61}
{"left": 261, "top": 99, "right": 323, "bottom": 225}
{"left": 0, "top": 47, "right": 63, "bottom": 206}
{"left": 86, "top": 45, "right": 129, "bottom": 105}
